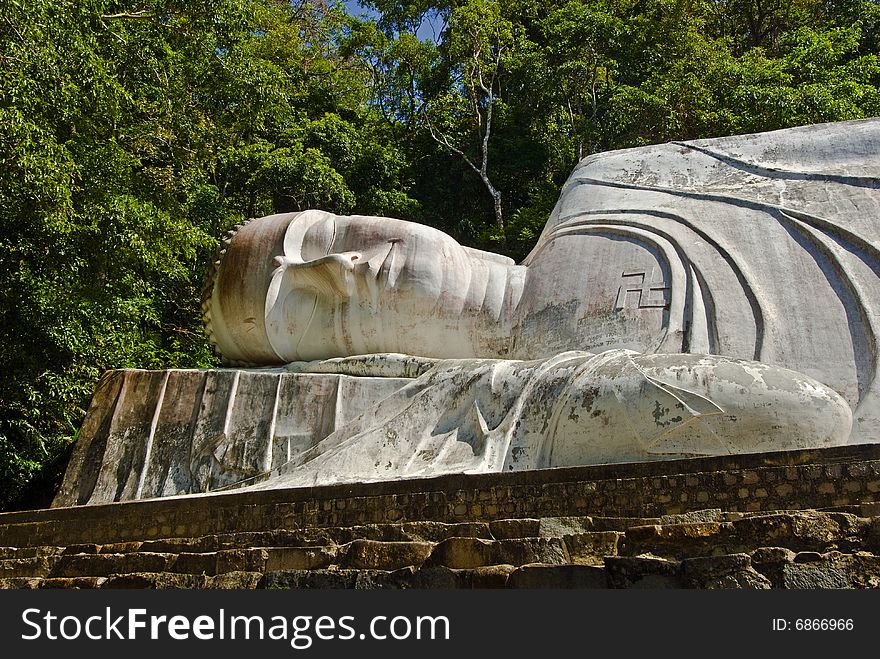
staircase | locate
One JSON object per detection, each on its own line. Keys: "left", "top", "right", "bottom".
{"left": 3, "top": 445, "right": 880, "bottom": 588}
{"left": 2, "top": 505, "right": 880, "bottom": 589}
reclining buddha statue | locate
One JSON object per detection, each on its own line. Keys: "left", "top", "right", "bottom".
{"left": 54, "top": 118, "right": 880, "bottom": 504}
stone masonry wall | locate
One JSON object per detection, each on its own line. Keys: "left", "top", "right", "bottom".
{"left": 2, "top": 444, "right": 879, "bottom": 549}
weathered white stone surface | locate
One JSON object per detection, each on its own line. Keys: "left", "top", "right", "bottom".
{"left": 53, "top": 368, "right": 408, "bottom": 506}
{"left": 55, "top": 350, "right": 851, "bottom": 503}
{"left": 203, "top": 210, "right": 524, "bottom": 363}
{"left": 57, "top": 119, "right": 880, "bottom": 504}
{"left": 245, "top": 350, "right": 851, "bottom": 491}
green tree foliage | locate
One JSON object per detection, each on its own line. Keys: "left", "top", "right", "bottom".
{"left": 0, "top": 0, "right": 416, "bottom": 510}
{"left": 1, "top": 0, "right": 231, "bottom": 509}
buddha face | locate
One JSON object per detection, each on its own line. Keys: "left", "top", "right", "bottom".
{"left": 264, "top": 210, "right": 483, "bottom": 360}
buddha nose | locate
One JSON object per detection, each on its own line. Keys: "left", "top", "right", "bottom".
{"left": 289, "top": 252, "right": 362, "bottom": 298}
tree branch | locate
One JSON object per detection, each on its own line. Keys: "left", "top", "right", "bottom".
{"left": 480, "top": 77, "right": 493, "bottom": 176}
{"left": 2, "top": 14, "right": 25, "bottom": 42}
{"left": 421, "top": 107, "right": 481, "bottom": 176}
{"left": 101, "top": 11, "right": 153, "bottom": 20}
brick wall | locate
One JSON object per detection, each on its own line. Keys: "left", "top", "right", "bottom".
{"left": 2, "top": 444, "right": 879, "bottom": 549}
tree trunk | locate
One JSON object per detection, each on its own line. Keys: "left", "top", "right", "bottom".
{"left": 492, "top": 189, "right": 505, "bottom": 248}
{"left": 479, "top": 175, "right": 505, "bottom": 250}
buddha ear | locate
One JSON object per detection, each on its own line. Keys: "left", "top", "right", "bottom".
{"left": 283, "top": 209, "right": 334, "bottom": 257}
{"left": 290, "top": 253, "right": 359, "bottom": 298}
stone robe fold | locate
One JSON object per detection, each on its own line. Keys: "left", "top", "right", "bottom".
{"left": 243, "top": 350, "right": 850, "bottom": 491}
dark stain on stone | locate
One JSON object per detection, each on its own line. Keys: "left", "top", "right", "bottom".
{"left": 653, "top": 401, "right": 672, "bottom": 427}
{"left": 581, "top": 387, "right": 600, "bottom": 410}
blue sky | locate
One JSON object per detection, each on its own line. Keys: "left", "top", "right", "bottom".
{"left": 342, "top": 0, "right": 378, "bottom": 20}
{"left": 342, "top": 1, "right": 445, "bottom": 41}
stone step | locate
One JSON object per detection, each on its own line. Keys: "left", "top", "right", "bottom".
{"left": 101, "top": 571, "right": 265, "bottom": 589}
{"left": 619, "top": 511, "right": 869, "bottom": 559}
{"left": 2, "top": 509, "right": 876, "bottom": 583}
{"left": 0, "top": 571, "right": 266, "bottom": 590}
{"left": 261, "top": 564, "right": 606, "bottom": 589}
{"left": 506, "top": 565, "right": 608, "bottom": 589}
{"left": 0, "top": 546, "right": 65, "bottom": 560}
{"left": 0, "top": 565, "right": 610, "bottom": 589}
{"left": 3, "top": 546, "right": 880, "bottom": 589}
{"left": 0, "top": 515, "right": 648, "bottom": 558}
{"left": 0, "top": 533, "right": 627, "bottom": 582}
{"left": 0, "top": 510, "right": 663, "bottom": 550}
{"left": 604, "top": 548, "right": 880, "bottom": 589}
{"left": 425, "top": 537, "right": 568, "bottom": 569}
{"left": 0, "top": 556, "right": 61, "bottom": 579}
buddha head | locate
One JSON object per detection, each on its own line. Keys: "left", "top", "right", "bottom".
{"left": 203, "top": 210, "right": 524, "bottom": 364}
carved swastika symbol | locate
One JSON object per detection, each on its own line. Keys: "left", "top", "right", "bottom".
{"left": 614, "top": 269, "right": 670, "bottom": 310}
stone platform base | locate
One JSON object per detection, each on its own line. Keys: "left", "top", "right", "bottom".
{"left": 2, "top": 445, "right": 880, "bottom": 589}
